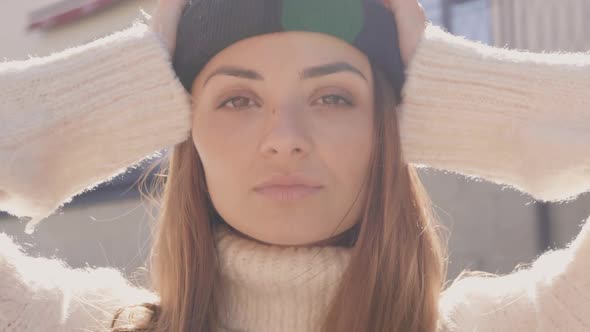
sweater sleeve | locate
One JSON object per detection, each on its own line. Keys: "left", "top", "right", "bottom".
{"left": 403, "top": 26, "right": 590, "bottom": 332}
{"left": 438, "top": 218, "right": 590, "bottom": 331}
{"left": 0, "top": 233, "right": 159, "bottom": 332}
{"left": 400, "top": 24, "right": 590, "bottom": 203}
{"left": 0, "top": 22, "right": 192, "bottom": 233}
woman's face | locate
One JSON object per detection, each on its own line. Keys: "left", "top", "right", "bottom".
{"left": 191, "top": 31, "right": 374, "bottom": 246}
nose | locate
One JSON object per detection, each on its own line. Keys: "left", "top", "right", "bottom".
{"left": 259, "top": 107, "right": 312, "bottom": 160}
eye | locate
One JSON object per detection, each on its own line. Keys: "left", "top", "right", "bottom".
{"left": 217, "top": 96, "right": 259, "bottom": 110}
{"left": 314, "top": 94, "right": 354, "bottom": 107}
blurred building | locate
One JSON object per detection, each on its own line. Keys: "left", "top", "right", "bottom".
{"left": 416, "top": 0, "right": 542, "bottom": 279}
{"left": 1, "top": 0, "right": 155, "bottom": 60}
{"left": 1, "top": 0, "right": 589, "bottom": 284}
{"left": 409, "top": 0, "right": 589, "bottom": 279}
{"left": 491, "top": 0, "right": 590, "bottom": 52}
{"left": 490, "top": 0, "right": 590, "bottom": 253}
{"left": 424, "top": 0, "right": 492, "bottom": 43}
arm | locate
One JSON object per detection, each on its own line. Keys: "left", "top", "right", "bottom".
{"left": 0, "top": 233, "right": 158, "bottom": 331}
{"left": 0, "top": 22, "right": 191, "bottom": 232}
{"left": 438, "top": 218, "right": 590, "bottom": 331}
{"left": 399, "top": 24, "right": 590, "bottom": 202}
{"left": 400, "top": 25, "right": 590, "bottom": 331}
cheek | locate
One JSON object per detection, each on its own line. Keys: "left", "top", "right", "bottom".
{"left": 193, "top": 106, "right": 258, "bottom": 155}
{"left": 192, "top": 113, "right": 251, "bottom": 184}
{"left": 313, "top": 109, "right": 373, "bottom": 232}
{"left": 318, "top": 109, "right": 373, "bottom": 173}
{"left": 194, "top": 119, "right": 236, "bottom": 162}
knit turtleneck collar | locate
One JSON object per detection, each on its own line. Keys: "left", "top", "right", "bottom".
{"left": 214, "top": 225, "right": 352, "bottom": 332}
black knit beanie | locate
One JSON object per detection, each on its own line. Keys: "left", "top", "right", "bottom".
{"left": 172, "top": 0, "right": 405, "bottom": 101}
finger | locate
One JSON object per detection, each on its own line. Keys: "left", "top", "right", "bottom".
{"left": 155, "top": 0, "right": 188, "bottom": 17}
{"left": 384, "top": 0, "right": 425, "bottom": 18}
{"left": 382, "top": 0, "right": 427, "bottom": 65}
{"left": 151, "top": 0, "right": 189, "bottom": 54}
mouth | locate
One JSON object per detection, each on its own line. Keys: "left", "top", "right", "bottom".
{"left": 253, "top": 184, "right": 323, "bottom": 201}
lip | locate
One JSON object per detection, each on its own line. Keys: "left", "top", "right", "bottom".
{"left": 253, "top": 175, "right": 323, "bottom": 201}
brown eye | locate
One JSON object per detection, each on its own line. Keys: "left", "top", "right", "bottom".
{"left": 315, "top": 94, "right": 353, "bottom": 107}
{"left": 218, "top": 96, "right": 257, "bottom": 110}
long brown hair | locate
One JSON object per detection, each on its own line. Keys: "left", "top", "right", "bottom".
{"left": 111, "top": 66, "right": 448, "bottom": 332}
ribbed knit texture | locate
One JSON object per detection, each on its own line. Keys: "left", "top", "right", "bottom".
{"left": 214, "top": 225, "right": 350, "bottom": 331}
{"left": 400, "top": 25, "right": 590, "bottom": 202}
{"left": 0, "top": 22, "right": 589, "bottom": 331}
{"left": 173, "top": 0, "right": 405, "bottom": 97}
{"left": 0, "top": 22, "right": 192, "bottom": 233}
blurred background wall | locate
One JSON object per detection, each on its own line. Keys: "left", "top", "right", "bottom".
{"left": 0, "top": 0, "right": 156, "bottom": 60}
{"left": 1, "top": 0, "right": 589, "bottom": 285}
{"left": 491, "top": 0, "right": 590, "bottom": 52}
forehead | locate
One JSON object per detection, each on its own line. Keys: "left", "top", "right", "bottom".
{"left": 196, "top": 31, "right": 372, "bottom": 80}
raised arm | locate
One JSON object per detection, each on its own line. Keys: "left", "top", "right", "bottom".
{"left": 0, "top": 22, "right": 191, "bottom": 233}
{"left": 0, "top": 233, "right": 158, "bottom": 331}
{"left": 395, "top": 19, "right": 590, "bottom": 332}
{"left": 399, "top": 24, "right": 590, "bottom": 203}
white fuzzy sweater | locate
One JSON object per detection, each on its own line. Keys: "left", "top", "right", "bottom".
{"left": 0, "top": 21, "right": 589, "bottom": 332}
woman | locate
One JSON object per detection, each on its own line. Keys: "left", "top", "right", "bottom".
{"left": 0, "top": 0, "right": 589, "bottom": 331}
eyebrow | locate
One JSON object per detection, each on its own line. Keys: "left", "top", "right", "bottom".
{"left": 301, "top": 62, "right": 367, "bottom": 81}
{"left": 202, "top": 61, "right": 367, "bottom": 87}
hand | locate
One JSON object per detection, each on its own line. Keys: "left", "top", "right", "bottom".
{"left": 149, "top": 0, "right": 189, "bottom": 55}
{"left": 382, "top": 0, "right": 427, "bottom": 66}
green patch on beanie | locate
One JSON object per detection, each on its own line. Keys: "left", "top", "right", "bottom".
{"left": 281, "top": 0, "right": 364, "bottom": 44}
